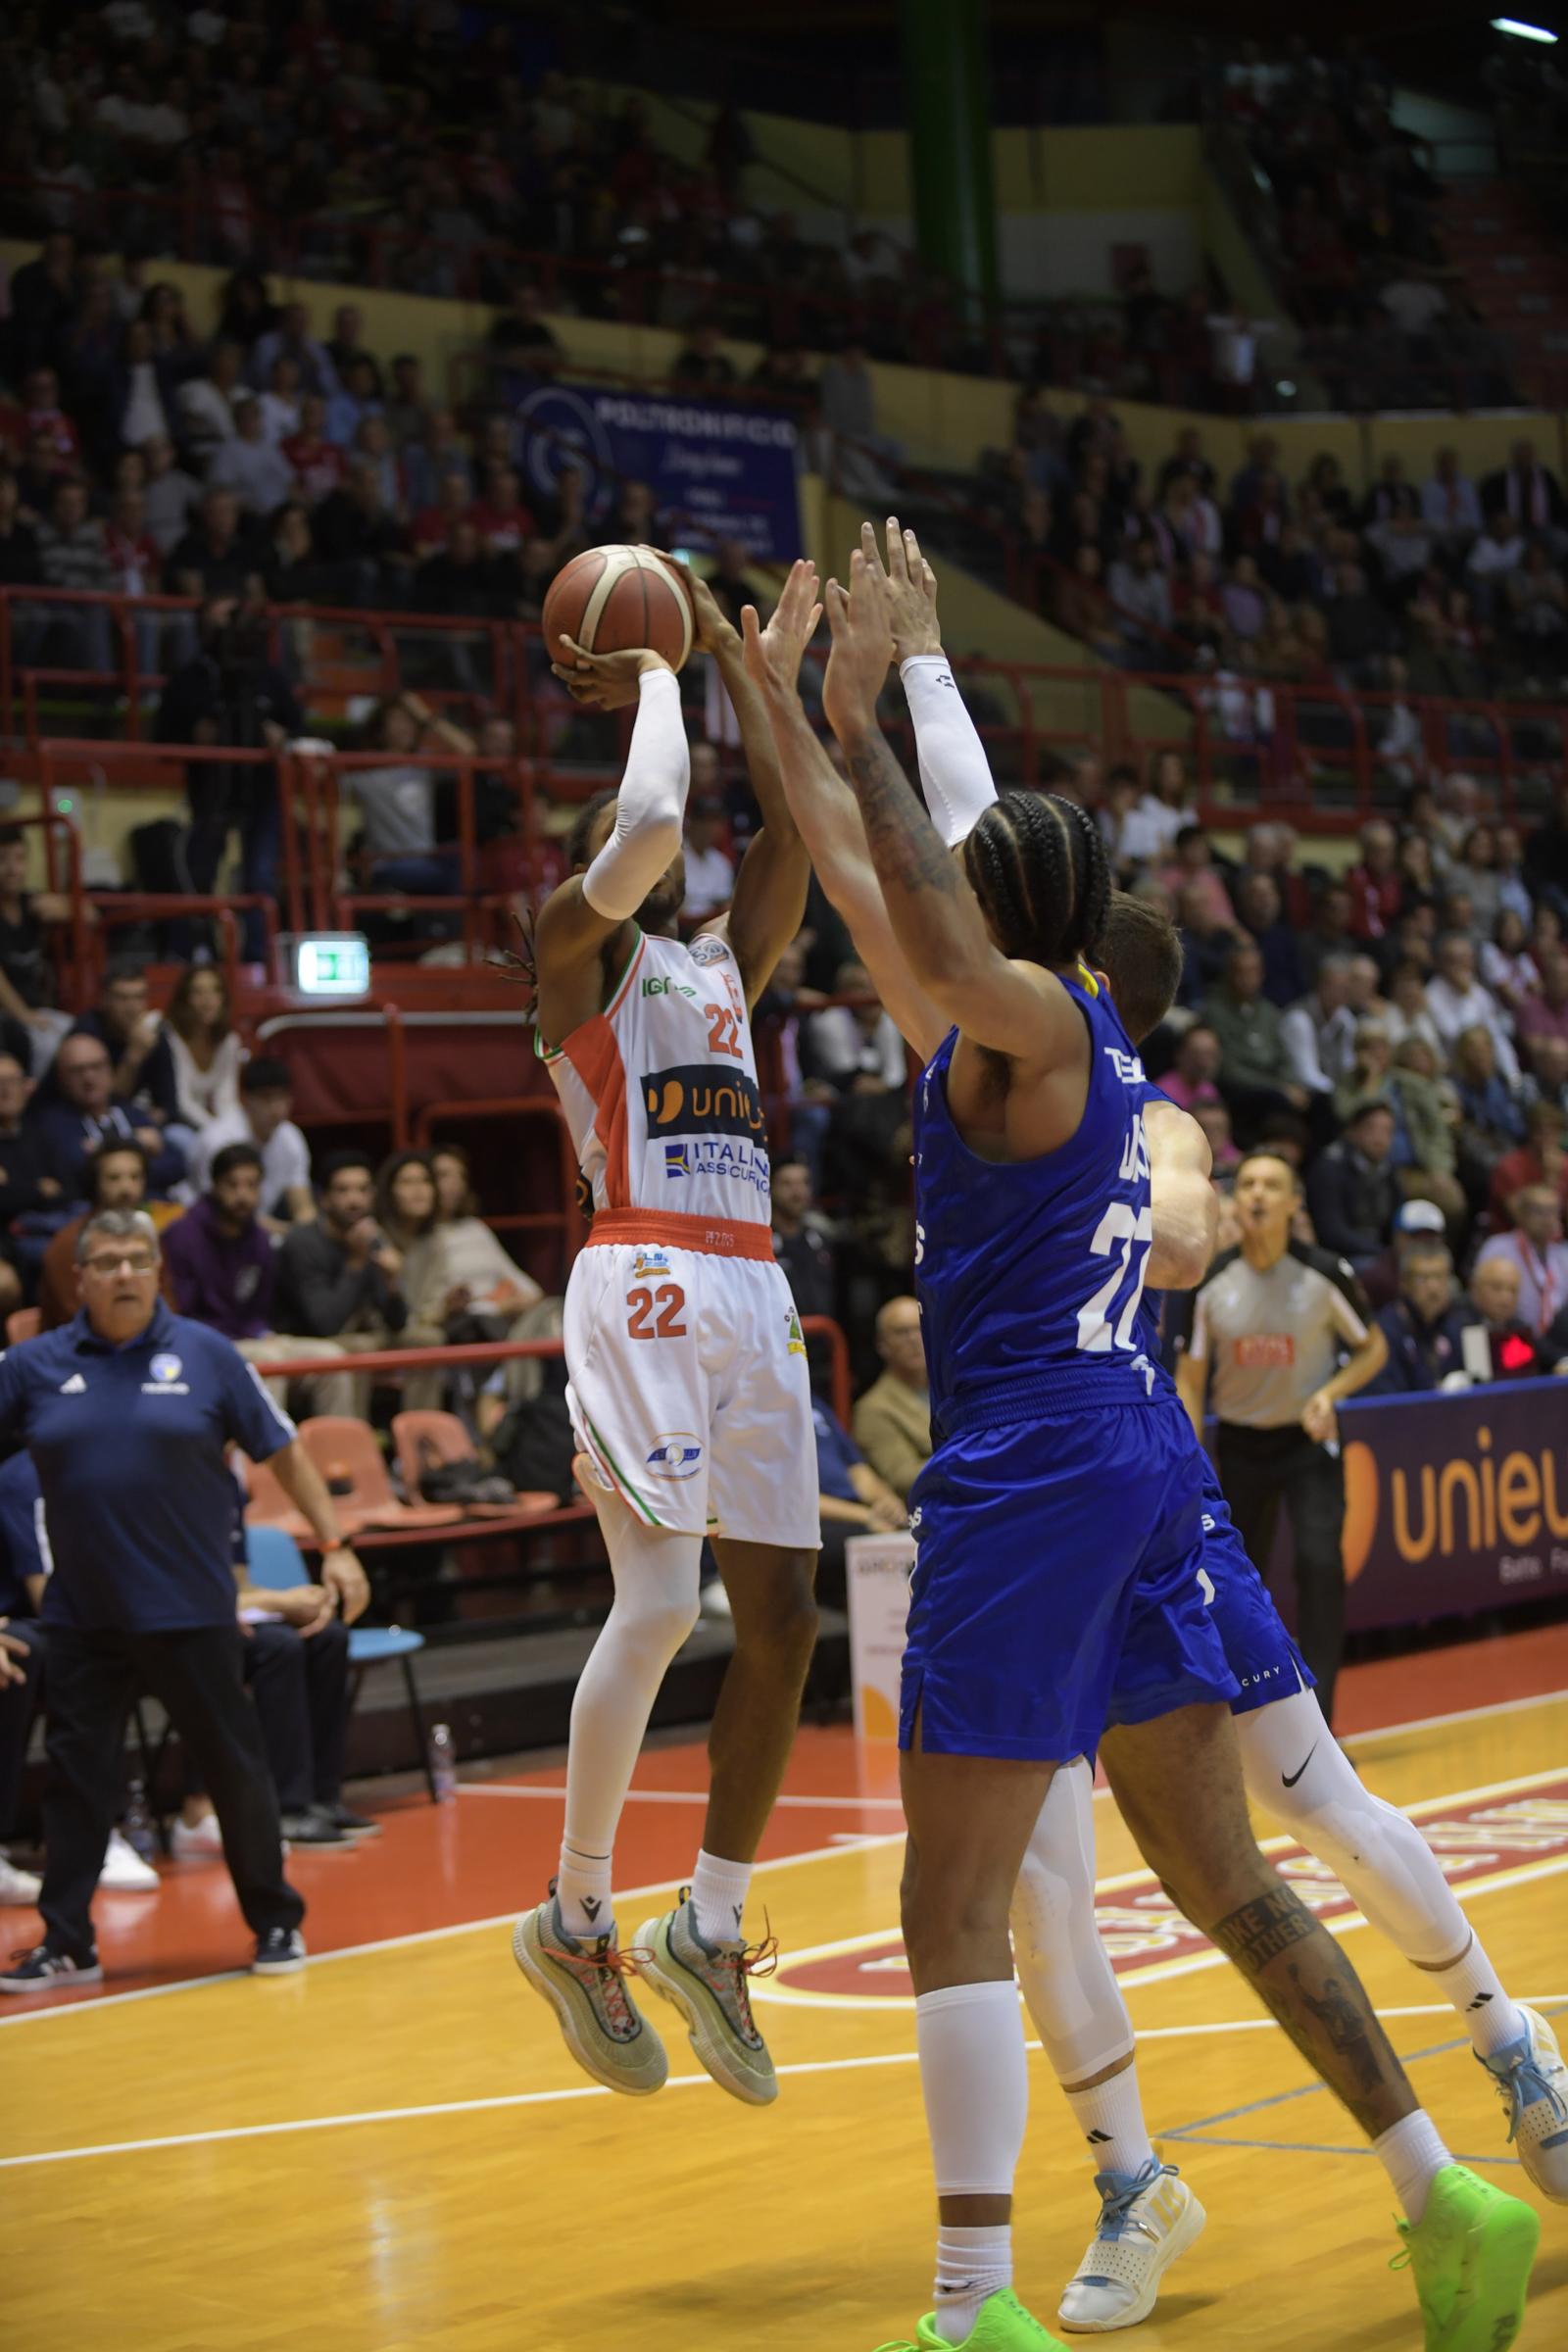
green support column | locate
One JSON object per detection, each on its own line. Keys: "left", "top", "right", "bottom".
{"left": 898, "top": 0, "right": 999, "bottom": 310}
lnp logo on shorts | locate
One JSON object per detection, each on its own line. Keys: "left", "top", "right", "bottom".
{"left": 785, "top": 1307, "right": 808, "bottom": 1358}
{"left": 631, "top": 1248, "right": 672, "bottom": 1280}
{"left": 642, "top": 1064, "right": 765, "bottom": 1142}
{"left": 646, "top": 1434, "right": 704, "bottom": 1480}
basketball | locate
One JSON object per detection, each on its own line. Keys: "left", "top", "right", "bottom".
{"left": 542, "top": 544, "right": 695, "bottom": 673}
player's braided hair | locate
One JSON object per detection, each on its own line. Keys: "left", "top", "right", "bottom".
{"left": 497, "top": 789, "right": 622, "bottom": 991}
{"left": 566, "top": 787, "right": 618, "bottom": 870}
{"left": 962, "top": 789, "right": 1109, "bottom": 971}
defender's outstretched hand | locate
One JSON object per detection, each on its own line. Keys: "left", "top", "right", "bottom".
{"left": 740, "top": 558, "right": 822, "bottom": 705}
{"left": 859, "top": 515, "right": 941, "bottom": 662}
{"left": 821, "top": 550, "right": 896, "bottom": 744}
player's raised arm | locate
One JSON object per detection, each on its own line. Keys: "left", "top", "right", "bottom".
{"left": 1144, "top": 1098, "right": 1221, "bottom": 1291}
{"left": 742, "top": 563, "right": 949, "bottom": 1062}
{"left": 532, "top": 647, "right": 687, "bottom": 1045}
{"left": 687, "top": 572, "right": 811, "bottom": 1008}
{"left": 862, "top": 516, "right": 1001, "bottom": 850}
{"left": 821, "top": 551, "right": 1083, "bottom": 1068}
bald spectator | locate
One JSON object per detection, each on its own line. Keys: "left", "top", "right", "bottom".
{"left": 851, "top": 1297, "right": 931, "bottom": 1504}
{"left": 26, "top": 1032, "right": 182, "bottom": 1200}
{"left": 1477, "top": 1185, "right": 1568, "bottom": 1336}
{"left": 1464, "top": 1255, "right": 1550, "bottom": 1382}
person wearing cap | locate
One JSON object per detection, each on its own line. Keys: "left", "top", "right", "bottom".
{"left": 0, "top": 1207, "right": 368, "bottom": 1992}
{"left": 1367, "top": 1235, "right": 1473, "bottom": 1394}
{"left": 681, "top": 795, "right": 734, "bottom": 923}
{"left": 1356, "top": 1194, "right": 1447, "bottom": 1311}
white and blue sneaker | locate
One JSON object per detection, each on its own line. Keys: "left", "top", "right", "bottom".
{"left": 1480, "top": 2005, "right": 1568, "bottom": 2202}
{"left": 1057, "top": 2160, "right": 1204, "bottom": 2332}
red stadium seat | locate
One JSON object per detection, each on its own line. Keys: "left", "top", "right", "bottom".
{"left": 297, "top": 1417, "right": 465, "bottom": 1531}
{"left": 391, "top": 1409, "right": 560, "bottom": 1517}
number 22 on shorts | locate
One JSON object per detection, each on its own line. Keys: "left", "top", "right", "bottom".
{"left": 626, "top": 1283, "right": 687, "bottom": 1339}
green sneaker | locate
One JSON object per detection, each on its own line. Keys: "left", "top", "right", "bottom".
{"left": 1393, "top": 2162, "right": 1540, "bottom": 2352}
{"left": 633, "top": 1889, "right": 777, "bottom": 2107}
{"left": 872, "top": 2287, "right": 1070, "bottom": 2350}
{"left": 511, "top": 1891, "right": 667, "bottom": 2096}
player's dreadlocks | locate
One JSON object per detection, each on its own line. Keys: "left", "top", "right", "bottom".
{"left": 961, "top": 789, "right": 1109, "bottom": 972}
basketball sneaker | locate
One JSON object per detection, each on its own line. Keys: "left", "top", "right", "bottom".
{"left": 1478, "top": 2004, "right": 1568, "bottom": 2201}
{"left": 634, "top": 1889, "right": 777, "bottom": 2106}
{"left": 1056, "top": 2161, "right": 1204, "bottom": 2331}
{"left": 512, "top": 1890, "right": 667, "bottom": 2097}
{"left": 1392, "top": 2163, "right": 1539, "bottom": 2352}
{"left": 872, "top": 2287, "right": 1070, "bottom": 2349}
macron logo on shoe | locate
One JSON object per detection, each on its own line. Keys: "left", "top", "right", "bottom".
{"left": 58, "top": 1374, "right": 87, "bottom": 1395}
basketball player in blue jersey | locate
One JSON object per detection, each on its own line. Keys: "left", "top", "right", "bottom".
{"left": 744, "top": 535, "right": 1542, "bottom": 2352}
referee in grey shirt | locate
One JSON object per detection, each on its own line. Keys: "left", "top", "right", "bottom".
{"left": 1176, "top": 1150, "right": 1387, "bottom": 1721}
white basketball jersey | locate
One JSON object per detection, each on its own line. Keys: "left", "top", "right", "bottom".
{"left": 539, "top": 926, "right": 771, "bottom": 1226}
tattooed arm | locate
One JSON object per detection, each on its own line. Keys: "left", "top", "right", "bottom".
{"left": 820, "top": 552, "right": 1083, "bottom": 1068}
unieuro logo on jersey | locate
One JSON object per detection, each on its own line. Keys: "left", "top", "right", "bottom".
{"left": 643, "top": 1065, "right": 766, "bottom": 1141}
{"left": 1328, "top": 1379, "right": 1568, "bottom": 1633}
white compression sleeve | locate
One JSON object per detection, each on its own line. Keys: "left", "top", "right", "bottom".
{"left": 581, "top": 669, "right": 690, "bottom": 921}
{"left": 1011, "top": 1758, "right": 1137, "bottom": 2083}
{"left": 901, "top": 654, "right": 1000, "bottom": 850}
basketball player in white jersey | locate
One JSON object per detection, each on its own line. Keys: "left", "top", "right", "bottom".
{"left": 513, "top": 573, "right": 821, "bottom": 2108}
{"left": 747, "top": 527, "right": 1553, "bottom": 2348}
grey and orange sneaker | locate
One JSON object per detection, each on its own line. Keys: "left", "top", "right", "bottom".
{"left": 512, "top": 1889, "right": 667, "bottom": 2096}
{"left": 634, "top": 1888, "right": 778, "bottom": 2107}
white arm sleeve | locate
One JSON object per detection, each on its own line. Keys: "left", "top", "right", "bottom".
{"left": 581, "top": 670, "right": 690, "bottom": 921}
{"left": 900, "top": 654, "right": 999, "bottom": 850}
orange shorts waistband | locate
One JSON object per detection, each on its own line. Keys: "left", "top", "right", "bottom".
{"left": 584, "top": 1208, "right": 775, "bottom": 1262}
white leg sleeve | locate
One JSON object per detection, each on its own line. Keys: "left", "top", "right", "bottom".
{"left": 581, "top": 669, "right": 690, "bottom": 920}
{"left": 560, "top": 1506, "right": 704, "bottom": 1865}
{"left": 901, "top": 654, "right": 1000, "bottom": 850}
{"left": 1011, "top": 1759, "right": 1136, "bottom": 2082}
{"left": 1236, "top": 1690, "right": 1473, "bottom": 1968}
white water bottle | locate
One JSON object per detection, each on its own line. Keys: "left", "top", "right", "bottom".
{"left": 428, "top": 1722, "right": 458, "bottom": 1801}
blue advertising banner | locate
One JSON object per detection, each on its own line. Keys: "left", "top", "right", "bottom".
{"left": 1326, "top": 1378, "right": 1568, "bottom": 1631}
{"left": 514, "top": 382, "right": 802, "bottom": 561}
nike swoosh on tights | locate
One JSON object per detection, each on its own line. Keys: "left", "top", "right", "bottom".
{"left": 1282, "top": 1745, "right": 1317, "bottom": 1789}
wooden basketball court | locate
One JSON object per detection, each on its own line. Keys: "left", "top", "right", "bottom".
{"left": 6, "top": 1626, "right": 1566, "bottom": 2351}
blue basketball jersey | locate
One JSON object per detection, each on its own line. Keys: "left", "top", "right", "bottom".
{"left": 911, "top": 968, "right": 1155, "bottom": 1427}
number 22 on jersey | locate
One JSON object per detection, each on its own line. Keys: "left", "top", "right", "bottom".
{"left": 1076, "top": 1202, "right": 1153, "bottom": 1353}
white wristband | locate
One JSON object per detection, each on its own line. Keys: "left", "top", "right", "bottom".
{"left": 900, "top": 654, "right": 999, "bottom": 850}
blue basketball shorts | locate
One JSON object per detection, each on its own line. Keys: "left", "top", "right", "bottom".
{"left": 899, "top": 1394, "right": 1239, "bottom": 1763}
{"left": 1187, "top": 1469, "right": 1315, "bottom": 1718}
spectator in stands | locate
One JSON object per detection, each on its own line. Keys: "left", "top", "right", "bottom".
{"left": 1234, "top": 871, "right": 1303, "bottom": 1006}
{"left": 166, "top": 487, "right": 258, "bottom": 604}
{"left": 70, "top": 956, "right": 178, "bottom": 1131}
{"left": 208, "top": 395, "right": 294, "bottom": 516}
{"left": 189, "top": 1057, "right": 313, "bottom": 1228}
{"left": 769, "top": 1155, "right": 838, "bottom": 1330}
{"left": 346, "top": 693, "right": 472, "bottom": 896}
{"left": 28, "top": 1032, "right": 182, "bottom": 1200}
{"left": 175, "top": 338, "right": 246, "bottom": 462}
{"left": 486, "top": 284, "right": 563, "bottom": 392}
{"left": 274, "top": 1149, "right": 408, "bottom": 1356}
{"left": 852, "top": 1297, "right": 931, "bottom": 1505}
{"left": 1489, "top": 1100, "right": 1568, "bottom": 1230}
{"left": 1305, "top": 1099, "right": 1400, "bottom": 1276}
{"left": 138, "top": 432, "right": 200, "bottom": 558}
{"left": 812, "top": 1396, "right": 908, "bottom": 1607}
{"left": 1160, "top": 824, "right": 1235, "bottom": 931}
{"left": 1281, "top": 956, "right": 1357, "bottom": 1100}
{"left": 806, "top": 960, "right": 906, "bottom": 1095}
{"left": 672, "top": 321, "right": 736, "bottom": 389}
{"left": 1158, "top": 1023, "right": 1224, "bottom": 1117}
{"left": 1203, "top": 938, "right": 1307, "bottom": 1139}
{"left": 1427, "top": 930, "right": 1520, "bottom": 1080}
{"left": 160, "top": 965, "right": 242, "bottom": 1134}
{"left": 35, "top": 1140, "right": 179, "bottom": 1328}
{"left": 1481, "top": 437, "right": 1567, "bottom": 539}
{"left": 1477, "top": 1182, "right": 1568, "bottom": 1337}
{"left": 1384, "top": 958, "right": 1443, "bottom": 1055}
{"left": 1524, "top": 1034, "right": 1568, "bottom": 1118}
{"left": 1525, "top": 782, "right": 1568, "bottom": 922}
{"left": 34, "top": 475, "right": 112, "bottom": 673}
{"left": 1421, "top": 447, "right": 1482, "bottom": 544}
{"left": 1516, "top": 947, "right": 1568, "bottom": 1054}
{"left": 160, "top": 1140, "right": 272, "bottom": 1338}
{"left": 0, "top": 824, "right": 74, "bottom": 1074}
{"left": 0, "top": 1048, "right": 61, "bottom": 1252}
{"left": 427, "top": 1145, "right": 542, "bottom": 1324}
{"left": 1367, "top": 1237, "right": 1470, "bottom": 1394}
{"left": 681, "top": 798, "right": 734, "bottom": 924}
{"left": 1346, "top": 819, "right": 1402, "bottom": 944}
{"left": 1464, "top": 1254, "right": 1550, "bottom": 1382}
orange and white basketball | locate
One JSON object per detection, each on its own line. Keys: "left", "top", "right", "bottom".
{"left": 541, "top": 544, "right": 695, "bottom": 672}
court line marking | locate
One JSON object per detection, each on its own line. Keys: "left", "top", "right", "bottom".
{"left": 6, "top": 2001, "right": 1560, "bottom": 2174}
{"left": 0, "top": 1829, "right": 907, "bottom": 2032}
{"left": 3, "top": 1692, "right": 1562, "bottom": 2034}
{"left": 460, "top": 1786, "right": 910, "bottom": 1811}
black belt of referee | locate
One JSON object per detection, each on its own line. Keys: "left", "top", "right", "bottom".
{"left": 938, "top": 1357, "right": 1158, "bottom": 1439}
{"left": 1215, "top": 1419, "right": 1323, "bottom": 1446}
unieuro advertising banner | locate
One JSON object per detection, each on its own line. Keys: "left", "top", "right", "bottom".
{"left": 514, "top": 382, "right": 803, "bottom": 560}
{"left": 1337, "top": 1377, "right": 1568, "bottom": 1631}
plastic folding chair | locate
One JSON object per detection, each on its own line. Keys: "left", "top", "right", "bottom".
{"left": 235, "top": 1448, "right": 330, "bottom": 1544}
{"left": 244, "top": 1523, "right": 438, "bottom": 1802}
{"left": 296, "top": 1417, "right": 466, "bottom": 1531}
{"left": 391, "top": 1408, "right": 561, "bottom": 1518}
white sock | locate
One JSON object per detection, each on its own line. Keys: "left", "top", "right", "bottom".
{"left": 1374, "top": 2109, "right": 1452, "bottom": 2226}
{"left": 933, "top": 2225, "right": 1011, "bottom": 2345}
{"left": 689, "top": 1847, "right": 753, "bottom": 1946}
{"left": 1063, "top": 2059, "right": 1155, "bottom": 2182}
{"left": 1422, "top": 1931, "right": 1528, "bottom": 2062}
{"left": 555, "top": 1840, "right": 613, "bottom": 1941}
{"left": 915, "top": 1983, "right": 1030, "bottom": 2343}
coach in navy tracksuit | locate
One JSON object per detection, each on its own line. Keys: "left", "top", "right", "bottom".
{"left": 0, "top": 1208, "right": 369, "bottom": 1990}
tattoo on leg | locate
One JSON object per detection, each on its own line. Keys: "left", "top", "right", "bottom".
{"left": 1208, "top": 1884, "right": 1409, "bottom": 2136}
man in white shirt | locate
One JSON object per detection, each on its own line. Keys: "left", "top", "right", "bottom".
{"left": 681, "top": 799, "right": 735, "bottom": 922}
{"left": 207, "top": 398, "right": 294, "bottom": 515}
{"left": 1466, "top": 513, "right": 1526, "bottom": 590}
{"left": 187, "top": 1057, "right": 315, "bottom": 1230}
{"left": 1426, "top": 932, "right": 1521, "bottom": 1082}
{"left": 176, "top": 341, "right": 246, "bottom": 463}
{"left": 1421, "top": 448, "right": 1482, "bottom": 543}
{"left": 1381, "top": 272, "right": 1447, "bottom": 338}
{"left": 1476, "top": 1184, "right": 1568, "bottom": 1335}
{"left": 1281, "top": 956, "right": 1359, "bottom": 1097}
